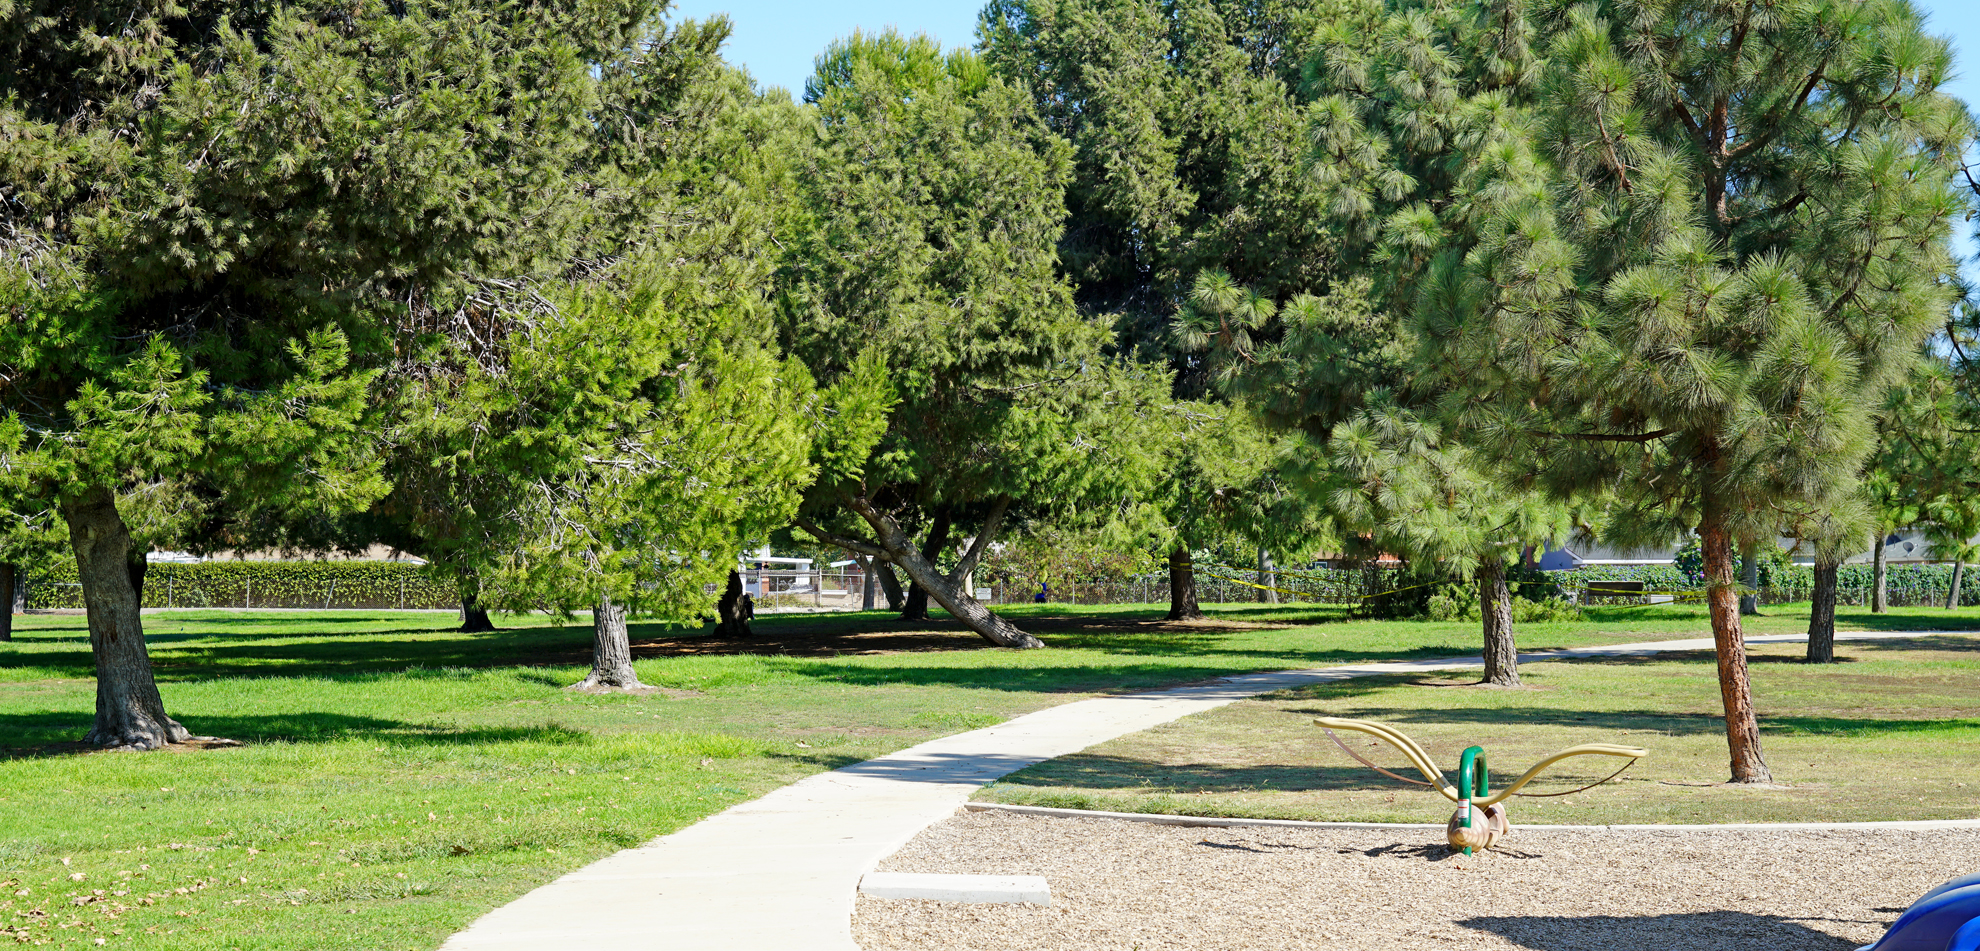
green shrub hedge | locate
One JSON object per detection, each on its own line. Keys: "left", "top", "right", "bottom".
{"left": 25, "top": 561, "right": 457, "bottom": 610}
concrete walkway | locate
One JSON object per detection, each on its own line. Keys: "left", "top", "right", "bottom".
{"left": 439, "top": 629, "right": 1971, "bottom": 951}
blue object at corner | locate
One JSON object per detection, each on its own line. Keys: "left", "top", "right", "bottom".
{"left": 1859, "top": 874, "right": 1980, "bottom": 951}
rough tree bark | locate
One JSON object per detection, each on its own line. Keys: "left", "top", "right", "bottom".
{"left": 0, "top": 562, "right": 13, "bottom": 642}
{"left": 900, "top": 510, "right": 952, "bottom": 622}
{"left": 1872, "top": 531, "right": 1889, "bottom": 613}
{"left": 1807, "top": 557, "right": 1838, "bottom": 664}
{"left": 1738, "top": 541, "right": 1759, "bottom": 616}
{"left": 453, "top": 569, "right": 495, "bottom": 632}
{"left": 1166, "top": 546, "right": 1203, "bottom": 621}
{"left": 1477, "top": 559, "right": 1519, "bottom": 686}
{"left": 859, "top": 556, "right": 876, "bottom": 611}
{"left": 1701, "top": 512, "right": 1772, "bottom": 783}
{"left": 1256, "top": 548, "right": 1278, "bottom": 604}
{"left": 874, "top": 560, "right": 904, "bottom": 611}
{"left": 61, "top": 486, "right": 193, "bottom": 750}
{"left": 803, "top": 497, "right": 1040, "bottom": 648}
{"left": 571, "top": 593, "right": 648, "bottom": 692}
{"left": 1947, "top": 556, "right": 1966, "bottom": 610}
{"left": 715, "top": 569, "right": 753, "bottom": 638}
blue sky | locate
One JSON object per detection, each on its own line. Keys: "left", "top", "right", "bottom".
{"left": 676, "top": 0, "right": 1980, "bottom": 266}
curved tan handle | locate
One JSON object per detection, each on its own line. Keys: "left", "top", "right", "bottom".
{"left": 1314, "top": 717, "right": 1647, "bottom": 807}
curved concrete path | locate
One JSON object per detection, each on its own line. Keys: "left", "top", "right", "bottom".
{"left": 439, "top": 629, "right": 1971, "bottom": 951}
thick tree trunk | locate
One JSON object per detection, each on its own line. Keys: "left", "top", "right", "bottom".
{"left": 1166, "top": 546, "right": 1203, "bottom": 621}
{"left": 900, "top": 510, "right": 952, "bottom": 621}
{"left": 1872, "top": 531, "right": 1889, "bottom": 613}
{"left": 1477, "top": 559, "right": 1519, "bottom": 686}
{"left": 874, "top": 560, "right": 904, "bottom": 611}
{"left": 459, "top": 599, "right": 494, "bottom": 633}
{"left": 843, "top": 497, "right": 1041, "bottom": 648}
{"left": 1256, "top": 548, "right": 1278, "bottom": 604}
{"left": 61, "top": 487, "right": 193, "bottom": 750}
{"left": 0, "top": 562, "right": 13, "bottom": 642}
{"left": 1701, "top": 514, "right": 1772, "bottom": 783}
{"left": 1738, "top": 541, "right": 1759, "bottom": 616}
{"left": 571, "top": 594, "right": 647, "bottom": 692}
{"left": 860, "top": 556, "right": 877, "bottom": 611}
{"left": 1807, "top": 558, "right": 1838, "bottom": 663}
{"left": 715, "top": 569, "right": 753, "bottom": 638}
{"left": 1948, "top": 557, "right": 1966, "bottom": 610}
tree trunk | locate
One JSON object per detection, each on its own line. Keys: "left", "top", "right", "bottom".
{"left": 1166, "top": 546, "right": 1203, "bottom": 621}
{"left": 1947, "top": 557, "right": 1966, "bottom": 610}
{"left": 860, "top": 556, "right": 877, "bottom": 611}
{"left": 1738, "top": 541, "right": 1759, "bottom": 616}
{"left": 900, "top": 510, "right": 952, "bottom": 622}
{"left": 846, "top": 497, "right": 1041, "bottom": 648}
{"left": 454, "top": 569, "right": 495, "bottom": 632}
{"left": 571, "top": 593, "right": 647, "bottom": 692}
{"left": 1477, "top": 559, "right": 1519, "bottom": 686}
{"left": 1807, "top": 558, "right": 1838, "bottom": 663}
{"left": 1256, "top": 548, "right": 1278, "bottom": 604}
{"left": 1872, "top": 530, "right": 1889, "bottom": 613}
{"left": 60, "top": 486, "right": 193, "bottom": 750}
{"left": 715, "top": 569, "right": 753, "bottom": 638}
{"left": 0, "top": 563, "right": 13, "bottom": 642}
{"left": 874, "top": 560, "right": 904, "bottom": 611}
{"left": 1701, "top": 514, "right": 1772, "bottom": 783}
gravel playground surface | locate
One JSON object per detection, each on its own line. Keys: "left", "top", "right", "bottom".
{"left": 854, "top": 810, "right": 1980, "bottom": 950}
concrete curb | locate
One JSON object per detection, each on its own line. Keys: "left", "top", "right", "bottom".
{"left": 963, "top": 801, "right": 1980, "bottom": 832}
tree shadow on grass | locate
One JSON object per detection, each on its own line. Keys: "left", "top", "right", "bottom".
{"left": 1457, "top": 911, "right": 1867, "bottom": 950}
{"left": 0, "top": 711, "right": 595, "bottom": 759}
{"left": 1283, "top": 699, "right": 1980, "bottom": 740}
{"left": 992, "top": 753, "right": 1407, "bottom": 795}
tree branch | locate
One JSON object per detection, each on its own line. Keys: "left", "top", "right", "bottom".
{"left": 1531, "top": 428, "right": 1675, "bottom": 443}
{"left": 793, "top": 516, "right": 884, "bottom": 557}
{"left": 947, "top": 497, "right": 1010, "bottom": 588}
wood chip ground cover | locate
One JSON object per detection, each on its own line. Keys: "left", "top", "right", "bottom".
{"left": 856, "top": 810, "right": 1976, "bottom": 950}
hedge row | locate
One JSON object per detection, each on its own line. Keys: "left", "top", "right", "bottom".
{"left": 1554, "top": 563, "right": 1979, "bottom": 607}
{"left": 25, "top": 561, "right": 458, "bottom": 610}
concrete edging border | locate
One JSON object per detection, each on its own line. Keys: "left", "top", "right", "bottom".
{"left": 964, "top": 801, "right": 1980, "bottom": 832}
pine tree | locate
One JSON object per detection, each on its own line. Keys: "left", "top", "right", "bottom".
{"left": 1399, "top": 0, "right": 1968, "bottom": 782}
{"left": 0, "top": 0, "right": 732, "bottom": 746}
{"left": 782, "top": 31, "right": 1168, "bottom": 648}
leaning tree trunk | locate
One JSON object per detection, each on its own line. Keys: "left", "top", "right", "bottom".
{"left": 843, "top": 497, "right": 1041, "bottom": 648}
{"left": 1872, "top": 530, "right": 1889, "bottom": 613}
{"left": 1948, "top": 557, "right": 1966, "bottom": 610}
{"left": 1256, "top": 548, "right": 1278, "bottom": 604}
{"left": 1701, "top": 509, "right": 1772, "bottom": 783}
{"left": 61, "top": 486, "right": 193, "bottom": 750}
{"left": 1807, "top": 557, "right": 1839, "bottom": 663}
{"left": 0, "top": 562, "right": 13, "bottom": 642}
{"left": 1477, "top": 559, "right": 1519, "bottom": 687}
{"left": 1738, "top": 541, "right": 1759, "bottom": 616}
{"left": 1166, "top": 546, "right": 1203, "bottom": 621}
{"left": 571, "top": 593, "right": 647, "bottom": 692}
{"left": 715, "top": 569, "right": 753, "bottom": 638}
{"left": 874, "top": 560, "right": 904, "bottom": 611}
{"left": 899, "top": 511, "right": 952, "bottom": 622}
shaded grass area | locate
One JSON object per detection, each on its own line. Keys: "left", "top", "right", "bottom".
{"left": 0, "top": 599, "right": 1973, "bottom": 948}
{"left": 977, "top": 633, "right": 1980, "bottom": 826}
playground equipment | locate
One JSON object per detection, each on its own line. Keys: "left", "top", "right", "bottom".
{"left": 1858, "top": 873, "right": 1980, "bottom": 951}
{"left": 1313, "top": 716, "right": 1647, "bottom": 855}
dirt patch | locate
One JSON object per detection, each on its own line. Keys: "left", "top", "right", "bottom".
{"left": 855, "top": 809, "right": 1975, "bottom": 951}
{"left": 8, "top": 735, "right": 244, "bottom": 758}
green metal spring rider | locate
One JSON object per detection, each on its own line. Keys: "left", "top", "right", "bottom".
{"left": 1314, "top": 717, "right": 1648, "bottom": 855}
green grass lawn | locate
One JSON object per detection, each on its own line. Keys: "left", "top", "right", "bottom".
{"left": 977, "top": 628, "right": 1980, "bottom": 827}
{"left": 1, "top": 599, "right": 1974, "bottom": 949}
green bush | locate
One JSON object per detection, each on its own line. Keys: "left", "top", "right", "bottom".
{"left": 1426, "top": 581, "right": 1582, "bottom": 623}
{"left": 25, "top": 561, "right": 455, "bottom": 610}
